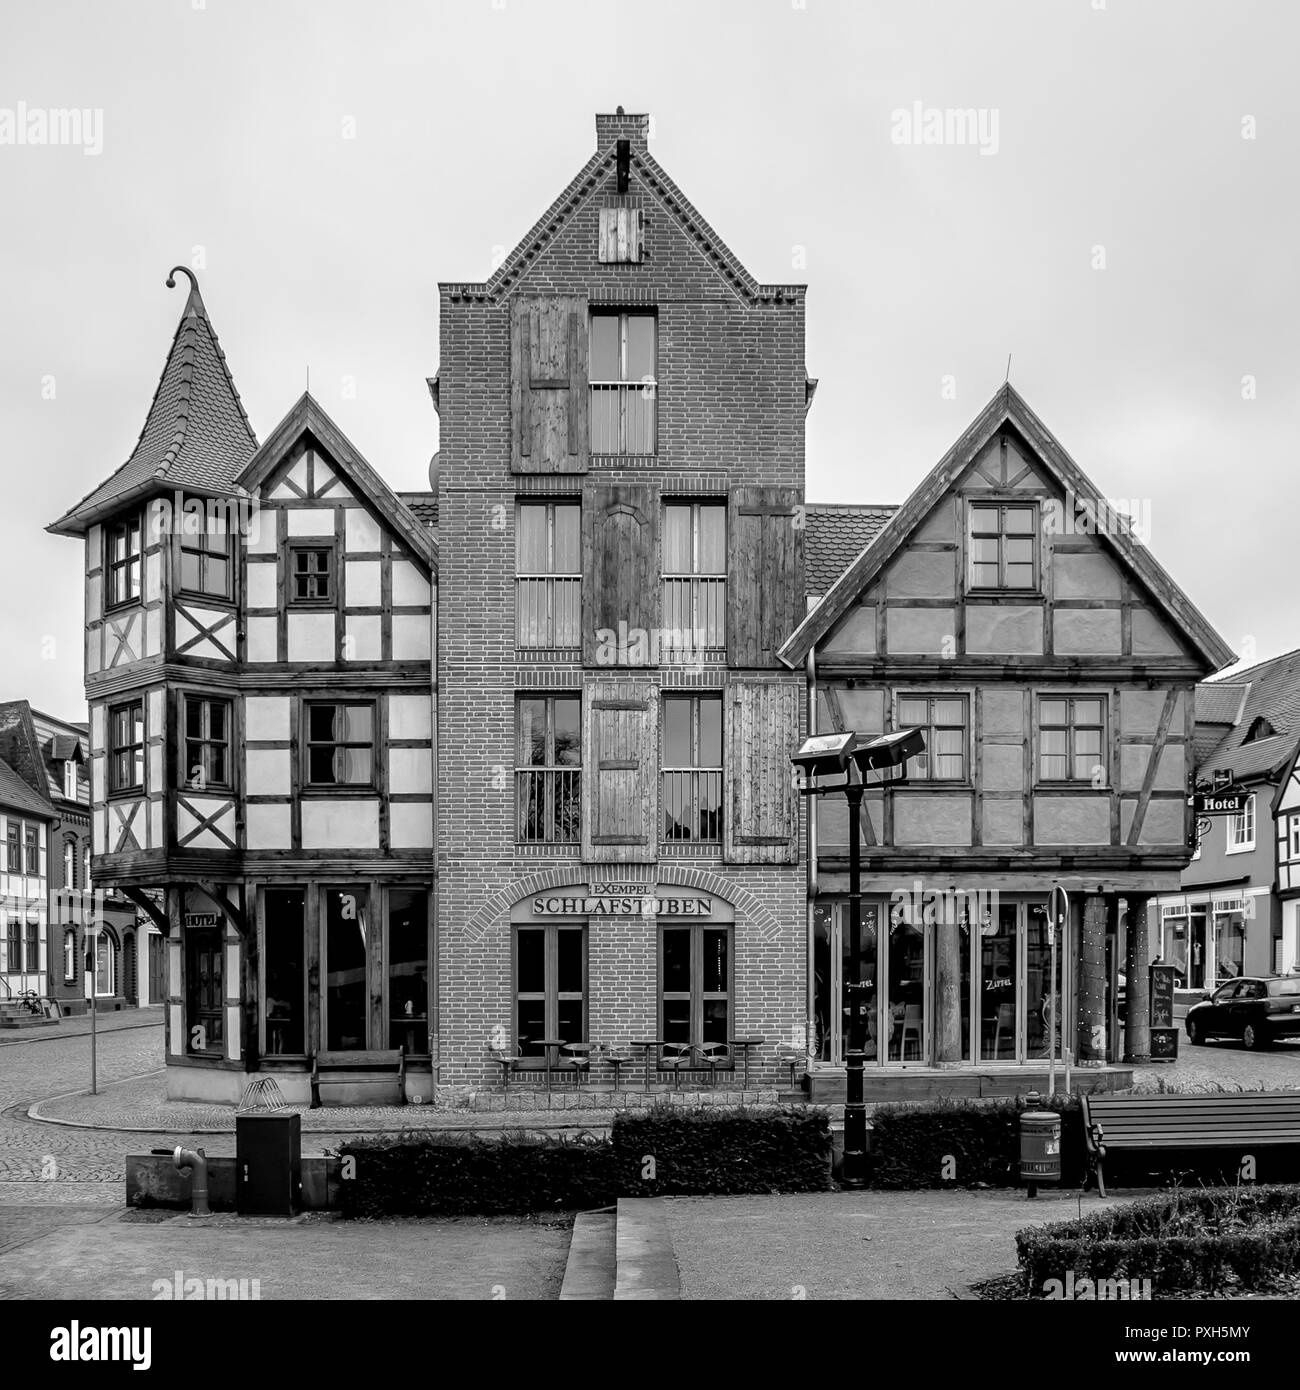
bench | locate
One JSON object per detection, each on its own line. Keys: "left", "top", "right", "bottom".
{"left": 1082, "top": 1091, "right": 1300, "bottom": 1197}
{"left": 310, "top": 1048, "right": 405, "bottom": 1108}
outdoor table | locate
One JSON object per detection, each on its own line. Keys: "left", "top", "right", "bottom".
{"left": 730, "top": 1036, "right": 765, "bottom": 1090}
{"left": 535, "top": 1038, "right": 566, "bottom": 1093}
{"left": 632, "top": 1040, "right": 665, "bottom": 1088}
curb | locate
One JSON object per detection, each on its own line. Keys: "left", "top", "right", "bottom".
{"left": 559, "top": 1209, "right": 617, "bottom": 1300}
{"left": 613, "top": 1197, "right": 681, "bottom": 1300}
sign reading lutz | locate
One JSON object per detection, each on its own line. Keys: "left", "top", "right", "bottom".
{"left": 531, "top": 883, "right": 712, "bottom": 917}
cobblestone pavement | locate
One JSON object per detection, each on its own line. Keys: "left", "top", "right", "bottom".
{"left": 1130, "top": 1035, "right": 1300, "bottom": 1091}
{"left": 0, "top": 1005, "right": 164, "bottom": 1047}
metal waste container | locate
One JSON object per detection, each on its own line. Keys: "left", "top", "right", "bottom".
{"left": 236, "top": 1111, "right": 301, "bottom": 1216}
{"left": 1019, "top": 1108, "right": 1061, "bottom": 1198}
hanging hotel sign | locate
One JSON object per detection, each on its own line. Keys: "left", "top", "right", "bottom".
{"left": 530, "top": 883, "right": 713, "bottom": 917}
{"left": 1192, "top": 791, "right": 1247, "bottom": 815}
{"left": 184, "top": 912, "right": 221, "bottom": 928}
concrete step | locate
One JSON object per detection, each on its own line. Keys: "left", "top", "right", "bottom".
{"left": 0, "top": 1013, "right": 59, "bottom": 1029}
{"left": 613, "top": 1198, "right": 680, "bottom": 1300}
{"left": 558, "top": 1210, "right": 617, "bottom": 1300}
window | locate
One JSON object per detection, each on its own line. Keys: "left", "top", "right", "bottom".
{"left": 84, "top": 846, "right": 91, "bottom": 891}
{"left": 1228, "top": 794, "right": 1256, "bottom": 853}
{"left": 662, "top": 502, "right": 726, "bottom": 656}
{"left": 289, "top": 546, "right": 333, "bottom": 604}
{"left": 63, "top": 841, "right": 75, "bottom": 890}
{"left": 180, "top": 518, "right": 232, "bottom": 599}
{"left": 515, "top": 501, "right": 581, "bottom": 648}
{"left": 661, "top": 695, "right": 722, "bottom": 842}
{"left": 108, "top": 702, "right": 145, "bottom": 794}
{"left": 183, "top": 696, "right": 231, "bottom": 790}
{"left": 1214, "top": 900, "right": 1246, "bottom": 979}
{"left": 1038, "top": 696, "right": 1106, "bottom": 784}
{"left": 968, "top": 503, "right": 1037, "bottom": 590}
{"left": 5, "top": 915, "right": 20, "bottom": 973}
{"left": 105, "top": 513, "right": 143, "bottom": 609}
{"left": 184, "top": 925, "right": 220, "bottom": 1048}
{"left": 589, "top": 311, "right": 656, "bottom": 454}
{"left": 388, "top": 889, "right": 429, "bottom": 1053}
{"left": 24, "top": 826, "right": 39, "bottom": 877}
{"left": 514, "top": 924, "right": 586, "bottom": 1060}
{"left": 304, "top": 703, "right": 374, "bottom": 788}
{"left": 323, "top": 887, "right": 368, "bottom": 1050}
{"left": 63, "top": 759, "right": 77, "bottom": 801}
{"left": 1290, "top": 812, "right": 1300, "bottom": 861}
{"left": 516, "top": 696, "right": 581, "bottom": 844}
{"left": 263, "top": 889, "right": 305, "bottom": 1055}
{"left": 64, "top": 930, "right": 77, "bottom": 983}
{"left": 897, "top": 695, "right": 968, "bottom": 782}
{"left": 26, "top": 917, "right": 40, "bottom": 976}
{"left": 6, "top": 821, "right": 20, "bottom": 874}
{"left": 1244, "top": 716, "right": 1274, "bottom": 743}
{"left": 660, "top": 924, "right": 731, "bottom": 1046}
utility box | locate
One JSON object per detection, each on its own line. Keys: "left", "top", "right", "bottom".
{"left": 236, "top": 1111, "right": 301, "bottom": 1216}
{"left": 1020, "top": 1108, "right": 1062, "bottom": 1198}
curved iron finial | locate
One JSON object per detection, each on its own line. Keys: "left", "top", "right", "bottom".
{"left": 165, "top": 265, "right": 198, "bottom": 294}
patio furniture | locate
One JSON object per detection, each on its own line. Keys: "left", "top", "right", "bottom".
{"left": 558, "top": 1042, "right": 595, "bottom": 1091}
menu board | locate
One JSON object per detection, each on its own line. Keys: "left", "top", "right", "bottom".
{"left": 1149, "top": 963, "right": 1176, "bottom": 1029}
{"left": 1150, "top": 1027, "right": 1178, "bottom": 1060}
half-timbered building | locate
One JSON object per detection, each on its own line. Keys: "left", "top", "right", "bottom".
{"left": 49, "top": 273, "right": 436, "bottom": 1102}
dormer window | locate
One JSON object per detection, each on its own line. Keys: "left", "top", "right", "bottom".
{"left": 106, "top": 514, "right": 143, "bottom": 609}
{"left": 63, "top": 759, "right": 76, "bottom": 801}
{"left": 1243, "top": 716, "right": 1274, "bottom": 744}
{"left": 968, "top": 503, "right": 1038, "bottom": 591}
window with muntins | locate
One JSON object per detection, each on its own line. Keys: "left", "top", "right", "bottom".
{"left": 180, "top": 520, "right": 232, "bottom": 599}
{"left": 106, "top": 514, "right": 143, "bottom": 609}
{"left": 589, "top": 311, "right": 656, "bottom": 454}
{"left": 1038, "top": 696, "right": 1106, "bottom": 784}
{"left": 661, "top": 695, "right": 722, "bottom": 842}
{"left": 304, "top": 703, "right": 375, "bottom": 788}
{"left": 108, "top": 702, "right": 145, "bottom": 794}
{"left": 515, "top": 696, "right": 581, "bottom": 844}
{"left": 515, "top": 924, "right": 586, "bottom": 1061}
{"left": 968, "top": 503, "right": 1037, "bottom": 590}
{"left": 898, "top": 695, "right": 968, "bottom": 782}
{"left": 662, "top": 502, "right": 726, "bottom": 657}
{"left": 515, "top": 501, "right": 581, "bottom": 648}
{"left": 1228, "top": 794, "right": 1256, "bottom": 852}
{"left": 184, "top": 696, "right": 231, "bottom": 790}
{"left": 289, "top": 546, "right": 333, "bottom": 604}
{"left": 660, "top": 924, "right": 730, "bottom": 1047}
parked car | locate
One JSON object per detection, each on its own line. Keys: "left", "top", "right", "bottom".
{"left": 1184, "top": 976, "right": 1300, "bottom": 1050}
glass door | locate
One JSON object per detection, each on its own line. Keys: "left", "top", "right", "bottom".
{"left": 978, "top": 903, "right": 1018, "bottom": 1061}
{"left": 885, "top": 907, "right": 929, "bottom": 1064}
{"left": 812, "top": 900, "right": 881, "bottom": 1065}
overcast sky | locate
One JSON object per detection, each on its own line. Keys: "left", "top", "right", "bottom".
{"left": 2, "top": 0, "right": 1296, "bottom": 718}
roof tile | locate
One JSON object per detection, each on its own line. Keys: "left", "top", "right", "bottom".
{"left": 804, "top": 504, "right": 898, "bottom": 597}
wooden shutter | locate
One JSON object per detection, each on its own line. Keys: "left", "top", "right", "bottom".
{"left": 598, "top": 207, "right": 644, "bottom": 263}
{"left": 724, "top": 679, "right": 800, "bottom": 865}
{"left": 727, "top": 486, "right": 805, "bottom": 667}
{"left": 581, "top": 482, "right": 660, "bottom": 666}
{"left": 510, "top": 295, "right": 589, "bottom": 473}
{"left": 582, "top": 676, "right": 658, "bottom": 863}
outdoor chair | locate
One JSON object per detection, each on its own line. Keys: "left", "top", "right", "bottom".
{"left": 558, "top": 1042, "right": 595, "bottom": 1090}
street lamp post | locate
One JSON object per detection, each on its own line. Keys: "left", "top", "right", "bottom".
{"left": 793, "top": 727, "right": 925, "bottom": 1189}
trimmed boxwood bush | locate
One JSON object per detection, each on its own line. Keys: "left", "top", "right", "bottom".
{"left": 612, "top": 1105, "right": 833, "bottom": 1196}
{"left": 335, "top": 1105, "right": 832, "bottom": 1215}
{"left": 336, "top": 1130, "right": 618, "bottom": 1217}
{"left": 1016, "top": 1184, "right": 1300, "bottom": 1296}
{"left": 868, "top": 1095, "right": 1086, "bottom": 1189}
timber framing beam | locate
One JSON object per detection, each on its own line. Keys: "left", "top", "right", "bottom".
{"left": 190, "top": 881, "right": 250, "bottom": 937}
{"left": 120, "top": 887, "right": 171, "bottom": 935}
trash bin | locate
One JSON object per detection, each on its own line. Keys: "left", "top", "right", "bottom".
{"left": 1019, "top": 1105, "right": 1061, "bottom": 1199}
{"left": 236, "top": 1111, "right": 301, "bottom": 1216}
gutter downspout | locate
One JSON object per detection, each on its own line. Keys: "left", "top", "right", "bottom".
{"left": 806, "top": 649, "right": 818, "bottom": 1061}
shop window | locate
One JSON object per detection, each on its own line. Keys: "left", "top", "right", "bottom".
{"left": 516, "top": 696, "right": 581, "bottom": 844}
{"left": 514, "top": 924, "right": 586, "bottom": 1061}
{"left": 1038, "top": 696, "right": 1106, "bottom": 784}
{"left": 661, "top": 502, "right": 726, "bottom": 656}
{"left": 183, "top": 695, "right": 232, "bottom": 791}
{"left": 897, "top": 695, "right": 968, "bottom": 782}
{"left": 180, "top": 517, "right": 232, "bottom": 599}
{"left": 304, "top": 702, "right": 375, "bottom": 788}
{"left": 263, "top": 889, "right": 305, "bottom": 1055}
{"left": 515, "top": 501, "right": 581, "bottom": 648}
{"left": 1215, "top": 903, "right": 1246, "bottom": 980}
{"left": 288, "top": 545, "right": 334, "bottom": 605}
{"left": 108, "top": 701, "right": 145, "bottom": 794}
{"left": 388, "top": 889, "right": 429, "bottom": 1053}
{"left": 660, "top": 924, "right": 730, "bottom": 1047}
{"left": 589, "top": 311, "right": 656, "bottom": 454}
{"left": 105, "top": 513, "right": 143, "bottom": 609}
{"left": 968, "top": 503, "right": 1037, "bottom": 590}
{"left": 184, "top": 926, "right": 221, "bottom": 1049}
{"left": 324, "top": 887, "right": 369, "bottom": 1051}
{"left": 661, "top": 695, "right": 722, "bottom": 842}
{"left": 1227, "top": 795, "right": 1255, "bottom": 853}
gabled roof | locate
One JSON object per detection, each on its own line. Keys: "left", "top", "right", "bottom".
{"left": 48, "top": 268, "right": 258, "bottom": 537}
{"left": 1196, "top": 648, "right": 1300, "bottom": 784}
{"left": 805, "top": 504, "right": 898, "bottom": 598}
{"left": 0, "top": 702, "right": 89, "bottom": 806}
{"left": 398, "top": 491, "right": 438, "bottom": 529}
{"left": 1193, "top": 682, "right": 1249, "bottom": 764}
{"left": 0, "top": 755, "right": 55, "bottom": 820}
{"left": 780, "top": 384, "right": 1237, "bottom": 672}
{"left": 235, "top": 393, "right": 436, "bottom": 574}
{"left": 441, "top": 113, "right": 805, "bottom": 307}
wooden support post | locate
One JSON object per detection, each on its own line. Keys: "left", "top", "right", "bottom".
{"left": 1124, "top": 896, "right": 1152, "bottom": 1063}
{"left": 935, "top": 915, "right": 963, "bottom": 1063}
{"left": 1078, "top": 894, "right": 1108, "bottom": 1063}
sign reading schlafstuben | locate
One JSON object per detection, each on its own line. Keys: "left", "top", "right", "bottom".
{"left": 529, "top": 884, "right": 714, "bottom": 917}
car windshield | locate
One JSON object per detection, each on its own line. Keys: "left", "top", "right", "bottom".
{"left": 1267, "top": 979, "right": 1300, "bottom": 996}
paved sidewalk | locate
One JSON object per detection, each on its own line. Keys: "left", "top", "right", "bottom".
{"left": 661, "top": 1188, "right": 1130, "bottom": 1300}
{"left": 0, "top": 1006, "right": 163, "bottom": 1046}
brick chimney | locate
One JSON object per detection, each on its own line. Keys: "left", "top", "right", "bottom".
{"left": 595, "top": 107, "right": 650, "bottom": 151}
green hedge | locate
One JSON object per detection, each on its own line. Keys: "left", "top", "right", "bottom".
{"left": 336, "top": 1106, "right": 832, "bottom": 1215}
{"left": 868, "top": 1095, "right": 1086, "bottom": 1189}
{"left": 612, "top": 1106, "right": 832, "bottom": 1196}
{"left": 1016, "top": 1185, "right": 1300, "bottom": 1296}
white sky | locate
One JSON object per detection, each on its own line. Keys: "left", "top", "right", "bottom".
{"left": 1, "top": 0, "right": 1296, "bottom": 717}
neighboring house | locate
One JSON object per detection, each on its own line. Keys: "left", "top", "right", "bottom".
{"left": 433, "top": 109, "right": 807, "bottom": 1090}
{"left": 49, "top": 274, "right": 436, "bottom": 1104}
{"left": 782, "top": 386, "right": 1235, "bottom": 1091}
{"left": 0, "top": 702, "right": 141, "bottom": 1013}
{"left": 1153, "top": 649, "right": 1300, "bottom": 986}
{"left": 0, "top": 756, "right": 52, "bottom": 1006}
